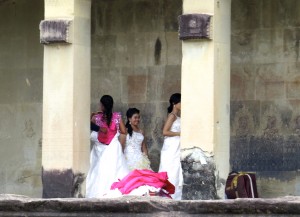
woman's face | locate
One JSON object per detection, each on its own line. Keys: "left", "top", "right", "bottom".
{"left": 100, "top": 103, "right": 105, "bottom": 112}
{"left": 174, "top": 102, "right": 181, "bottom": 111}
{"left": 129, "top": 113, "right": 140, "bottom": 126}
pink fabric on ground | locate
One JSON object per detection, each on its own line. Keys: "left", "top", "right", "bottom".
{"left": 111, "top": 169, "right": 175, "bottom": 195}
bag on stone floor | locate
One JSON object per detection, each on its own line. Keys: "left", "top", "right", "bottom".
{"left": 225, "top": 171, "right": 258, "bottom": 199}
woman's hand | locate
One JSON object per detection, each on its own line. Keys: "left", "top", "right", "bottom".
{"left": 90, "top": 111, "right": 101, "bottom": 123}
{"left": 91, "top": 115, "right": 96, "bottom": 124}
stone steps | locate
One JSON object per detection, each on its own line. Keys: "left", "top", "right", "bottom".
{"left": 1, "top": 194, "right": 300, "bottom": 216}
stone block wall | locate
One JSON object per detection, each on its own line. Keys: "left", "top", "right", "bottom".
{"left": 0, "top": 0, "right": 182, "bottom": 198}
{"left": 231, "top": 0, "right": 300, "bottom": 197}
{"left": 0, "top": 0, "right": 43, "bottom": 197}
{"left": 90, "top": 0, "right": 182, "bottom": 171}
{"left": 2, "top": 0, "right": 299, "bottom": 199}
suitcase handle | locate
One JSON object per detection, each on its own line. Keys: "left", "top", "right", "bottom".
{"left": 231, "top": 172, "right": 255, "bottom": 198}
{"left": 229, "top": 171, "right": 239, "bottom": 175}
{"left": 245, "top": 174, "right": 255, "bottom": 198}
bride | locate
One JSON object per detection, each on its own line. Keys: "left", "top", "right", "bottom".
{"left": 112, "top": 108, "right": 175, "bottom": 197}
{"left": 120, "top": 108, "right": 152, "bottom": 171}
{"left": 111, "top": 107, "right": 175, "bottom": 198}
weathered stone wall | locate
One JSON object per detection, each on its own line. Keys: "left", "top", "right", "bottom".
{"left": 0, "top": 0, "right": 43, "bottom": 197}
{"left": 181, "top": 148, "right": 217, "bottom": 200}
{"left": 231, "top": 0, "right": 300, "bottom": 197}
{"left": 2, "top": 0, "right": 297, "bottom": 200}
{"left": 90, "top": 0, "right": 182, "bottom": 171}
{"left": 0, "top": 0, "right": 182, "bottom": 198}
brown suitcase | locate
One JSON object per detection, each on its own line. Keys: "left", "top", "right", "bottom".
{"left": 225, "top": 171, "right": 259, "bottom": 199}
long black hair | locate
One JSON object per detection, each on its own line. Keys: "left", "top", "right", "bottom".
{"left": 100, "top": 95, "right": 114, "bottom": 126}
{"left": 126, "top": 108, "right": 140, "bottom": 137}
{"left": 167, "top": 93, "right": 181, "bottom": 113}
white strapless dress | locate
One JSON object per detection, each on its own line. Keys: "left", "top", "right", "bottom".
{"left": 124, "top": 131, "right": 151, "bottom": 171}
{"left": 158, "top": 116, "right": 183, "bottom": 200}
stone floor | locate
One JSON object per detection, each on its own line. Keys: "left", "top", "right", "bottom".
{"left": 1, "top": 194, "right": 300, "bottom": 216}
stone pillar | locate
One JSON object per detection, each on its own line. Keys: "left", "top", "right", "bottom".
{"left": 181, "top": 0, "right": 231, "bottom": 199}
{"left": 41, "top": 0, "right": 91, "bottom": 198}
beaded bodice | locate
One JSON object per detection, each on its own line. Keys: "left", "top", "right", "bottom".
{"left": 170, "top": 116, "right": 181, "bottom": 133}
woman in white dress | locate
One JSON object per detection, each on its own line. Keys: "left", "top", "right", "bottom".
{"left": 86, "top": 95, "right": 129, "bottom": 198}
{"left": 159, "top": 93, "right": 183, "bottom": 200}
{"left": 120, "top": 108, "right": 151, "bottom": 171}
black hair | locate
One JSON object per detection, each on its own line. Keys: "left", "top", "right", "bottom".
{"left": 100, "top": 95, "right": 114, "bottom": 126}
{"left": 125, "top": 108, "right": 140, "bottom": 137}
{"left": 167, "top": 93, "right": 181, "bottom": 113}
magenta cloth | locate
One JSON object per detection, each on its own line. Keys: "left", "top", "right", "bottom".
{"left": 94, "top": 112, "right": 121, "bottom": 145}
{"left": 111, "top": 169, "right": 175, "bottom": 195}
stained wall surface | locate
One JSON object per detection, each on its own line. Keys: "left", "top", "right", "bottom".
{"left": 230, "top": 0, "right": 300, "bottom": 197}
{"left": 3, "top": 0, "right": 299, "bottom": 199}
{"left": 90, "top": 0, "right": 182, "bottom": 171}
{"left": 0, "top": 0, "right": 44, "bottom": 197}
{"left": 0, "top": 0, "right": 182, "bottom": 197}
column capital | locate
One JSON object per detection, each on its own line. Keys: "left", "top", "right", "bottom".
{"left": 39, "top": 19, "right": 73, "bottom": 44}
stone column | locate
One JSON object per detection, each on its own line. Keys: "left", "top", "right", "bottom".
{"left": 181, "top": 0, "right": 231, "bottom": 199}
{"left": 41, "top": 0, "right": 91, "bottom": 198}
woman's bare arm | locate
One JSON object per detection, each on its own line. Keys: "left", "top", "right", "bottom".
{"left": 141, "top": 139, "right": 149, "bottom": 156}
{"left": 119, "top": 133, "right": 127, "bottom": 152}
{"left": 119, "top": 118, "right": 126, "bottom": 134}
{"left": 162, "top": 114, "right": 180, "bottom": 137}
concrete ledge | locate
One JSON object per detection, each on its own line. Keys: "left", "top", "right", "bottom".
{"left": 1, "top": 194, "right": 300, "bottom": 216}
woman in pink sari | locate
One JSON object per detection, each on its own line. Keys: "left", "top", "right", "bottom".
{"left": 86, "top": 95, "right": 129, "bottom": 198}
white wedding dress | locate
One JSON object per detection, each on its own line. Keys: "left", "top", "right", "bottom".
{"left": 159, "top": 116, "right": 183, "bottom": 200}
{"left": 124, "top": 131, "right": 151, "bottom": 171}
{"left": 86, "top": 131, "right": 129, "bottom": 198}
